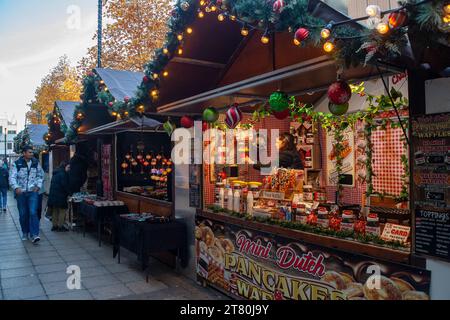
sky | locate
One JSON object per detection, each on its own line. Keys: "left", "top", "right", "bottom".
{"left": 0, "top": 0, "right": 99, "bottom": 130}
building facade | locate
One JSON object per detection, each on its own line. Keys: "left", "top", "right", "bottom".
{"left": 0, "top": 113, "right": 18, "bottom": 159}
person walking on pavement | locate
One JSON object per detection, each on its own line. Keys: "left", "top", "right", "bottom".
{"left": 0, "top": 158, "right": 9, "bottom": 212}
{"left": 9, "top": 146, "right": 44, "bottom": 243}
{"left": 47, "top": 161, "right": 70, "bottom": 232}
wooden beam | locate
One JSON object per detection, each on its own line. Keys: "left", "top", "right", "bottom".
{"left": 171, "top": 57, "right": 226, "bottom": 69}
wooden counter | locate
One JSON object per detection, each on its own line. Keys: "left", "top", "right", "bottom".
{"left": 197, "top": 210, "right": 413, "bottom": 265}
{"left": 116, "top": 191, "right": 173, "bottom": 217}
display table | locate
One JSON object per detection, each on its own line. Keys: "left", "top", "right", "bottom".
{"left": 112, "top": 215, "right": 187, "bottom": 282}
{"left": 79, "top": 201, "right": 128, "bottom": 247}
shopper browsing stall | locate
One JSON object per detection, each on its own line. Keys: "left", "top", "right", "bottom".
{"left": 47, "top": 161, "right": 71, "bottom": 232}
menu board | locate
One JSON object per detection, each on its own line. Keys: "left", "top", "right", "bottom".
{"left": 415, "top": 209, "right": 450, "bottom": 260}
{"left": 411, "top": 113, "right": 450, "bottom": 261}
{"left": 189, "top": 164, "right": 202, "bottom": 208}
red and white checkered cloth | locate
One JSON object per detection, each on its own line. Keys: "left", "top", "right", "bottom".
{"left": 372, "top": 126, "right": 407, "bottom": 196}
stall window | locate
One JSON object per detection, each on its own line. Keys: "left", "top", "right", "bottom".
{"left": 7, "top": 142, "right": 12, "bottom": 150}
{"left": 116, "top": 132, "right": 173, "bottom": 202}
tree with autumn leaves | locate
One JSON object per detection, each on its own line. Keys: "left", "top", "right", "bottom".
{"left": 26, "top": 56, "right": 81, "bottom": 125}
{"left": 77, "top": 0, "right": 172, "bottom": 73}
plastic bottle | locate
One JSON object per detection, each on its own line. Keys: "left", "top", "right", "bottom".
{"left": 227, "top": 186, "right": 233, "bottom": 212}
{"left": 233, "top": 184, "right": 241, "bottom": 213}
{"left": 247, "top": 190, "right": 254, "bottom": 217}
{"left": 219, "top": 187, "right": 225, "bottom": 209}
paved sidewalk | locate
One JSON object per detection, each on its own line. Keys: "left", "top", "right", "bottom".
{"left": 0, "top": 192, "right": 227, "bottom": 300}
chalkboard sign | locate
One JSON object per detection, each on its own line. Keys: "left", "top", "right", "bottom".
{"left": 411, "top": 113, "right": 450, "bottom": 261}
{"left": 189, "top": 164, "right": 202, "bottom": 208}
{"left": 415, "top": 209, "right": 450, "bottom": 260}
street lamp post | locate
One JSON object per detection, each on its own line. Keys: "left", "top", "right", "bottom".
{"left": 4, "top": 128, "right": 7, "bottom": 162}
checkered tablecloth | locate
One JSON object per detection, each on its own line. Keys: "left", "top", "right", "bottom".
{"left": 372, "top": 126, "right": 407, "bottom": 196}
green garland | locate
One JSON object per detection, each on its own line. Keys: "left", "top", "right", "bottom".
{"left": 206, "top": 205, "right": 407, "bottom": 250}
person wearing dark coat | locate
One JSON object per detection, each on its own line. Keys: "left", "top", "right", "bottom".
{"left": 48, "top": 162, "right": 70, "bottom": 231}
{"left": 0, "top": 159, "right": 9, "bottom": 212}
{"left": 69, "top": 153, "right": 89, "bottom": 194}
{"left": 276, "top": 133, "right": 304, "bottom": 170}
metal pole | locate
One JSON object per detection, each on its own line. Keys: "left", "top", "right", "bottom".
{"left": 4, "top": 128, "right": 7, "bottom": 161}
{"left": 97, "top": 0, "right": 103, "bottom": 68}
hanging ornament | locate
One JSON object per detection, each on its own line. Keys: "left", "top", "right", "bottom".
{"left": 225, "top": 105, "right": 243, "bottom": 129}
{"left": 143, "top": 161, "right": 150, "bottom": 167}
{"left": 124, "top": 96, "right": 130, "bottom": 103}
{"left": 108, "top": 102, "right": 114, "bottom": 107}
{"left": 145, "top": 154, "right": 152, "bottom": 160}
{"left": 181, "top": 115, "right": 195, "bottom": 128}
{"left": 180, "top": 1, "right": 190, "bottom": 11}
{"left": 203, "top": 107, "right": 219, "bottom": 123}
{"left": 269, "top": 91, "right": 289, "bottom": 112}
{"left": 136, "top": 154, "right": 143, "bottom": 161}
{"left": 294, "top": 27, "right": 309, "bottom": 42}
{"left": 376, "top": 22, "right": 390, "bottom": 35}
{"left": 328, "top": 81, "right": 352, "bottom": 105}
{"left": 143, "top": 75, "right": 150, "bottom": 83}
{"left": 328, "top": 102, "right": 349, "bottom": 116}
{"left": 272, "top": 0, "right": 284, "bottom": 13}
{"left": 121, "top": 161, "right": 129, "bottom": 174}
{"left": 388, "top": 10, "right": 408, "bottom": 28}
{"left": 273, "top": 109, "right": 290, "bottom": 120}
{"left": 163, "top": 119, "right": 176, "bottom": 136}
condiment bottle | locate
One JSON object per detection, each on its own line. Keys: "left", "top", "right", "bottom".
{"left": 246, "top": 190, "right": 254, "bottom": 217}
{"left": 366, "top": 213, "right": 380, "bottom": 236}
{"left": 341, "top": 210, "right": 355, "bottom": 232}
{"left": 219, "top": 187, "right": 225, "bottom": 209}
{"left": 226, "top": 186, "right": 233, "bottom": 212}
{"left": 233, "top": 184, "right": 242, "bottom": 213}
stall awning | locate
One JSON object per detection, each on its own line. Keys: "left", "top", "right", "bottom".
{"left": 27, "top": 124, "right": 47, "bottom": 147}
{"left": 83, "top": 116, "right": 163, "bottom": 136}
{"left": 55, "top": 101, "right": 78, "bottom": 128}
{"left": 95, "top": 68, "right": 144, "bottom": 102}
{"left": 147, "top": 1, "right": 399, "bottom": 115}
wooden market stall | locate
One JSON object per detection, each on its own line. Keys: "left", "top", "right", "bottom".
{"left": 121, "top": 0, "right": 445, "bottom": 300}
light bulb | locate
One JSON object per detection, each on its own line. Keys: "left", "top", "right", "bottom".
{"left": 163, "top": 71, "right": 169, "bottom": 77}
{"left": 163, "top": 48, "right": 169, "bottom": 54}
{"left": 200, "top": 0, "right": 206, "bottom": 6}
{"left": 218, "top": 14, "right": 225, "bottom": 22}
{"left": 230, "top": 15, "right": 236, "bottom": 21}
{"left": 177, "top": 34, "right": 183, "bottom": 41}
{"left": 321, "top": 28, "right": 331, "bottom": 39}
{"left": 323, "top": 41, "right": 334, "bottom": 53}
{"left": 443, "top": 14, "right": 450, "bottom": 24}
{"left": 261, "top": 35, "right": 269, "bottom": 44}
{"left": 137, "top": 105, "right": 145, "bottom": 113}
{"left": 153, "top": 73, "right": 159, "bottom": 79}
{"left": 112, "top": 112, "right": 117, "bottom": 116}
{"left": 241, "top": 27, "right": 249, "bottom": 36}
{"left": 178, "top": 47, "right": 183, "bottom": 55}
{"left": 198, "top": 10, "right": 204, "bottom": 18}
{"left": 186, "top": 27, "right": 193, "bottom": 34}
{"left": 151, "top": 89, "right": 159, "bottom": 97}
{"left": 293, "top": 38, "right": 301, "bottom": 46}
{"left": 211, "top": 5, "right": 217, "bottom": 12}
{"left": 366, "top": 5, "right": 381, "bottom": 17}
{"left": 444, "top": 4, "right": 450, "bottom": 14}
{"left": 377, "top": 22, "right": 389, "bottom": 34}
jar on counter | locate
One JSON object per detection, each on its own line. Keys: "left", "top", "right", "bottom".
{"left": 306, "top": 132, "right": 314, "bottom": 144}
{"left": 303, "top": 185, "right": 313, "bottom": 202}
{"left": 317, "top": 207, "right": 329, "bottom": 228}
{"left": 249, "top": 182, "right": 261, "bottom": 201}
{"left": 314, "top": 190, "right": 327, "bottom": 203}
{"left": 341, "top": 210, "right": 355, "bottom": 232}
{"left": 214, "top": 182, "right": 224, "bottom": 206}
{"left": 294, "top": 204, "right": 308, "bottom": 224}
{"left": 366, "top": 213, "right": 380, "bottom": 236}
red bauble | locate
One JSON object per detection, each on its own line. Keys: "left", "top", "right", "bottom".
{"left": 306, "top": 213, "right": 318, "bottom": 226}
{"left": 202, "top": 121, "right": 209, "bottom": 132}
{"left": 328, "top": 81, "right": 352, "bottom": 105}
{"left": 295, "top": 27, "right": 309, "bottom": 42}
{"left": 124, "top": 96, "right": 130, "bottom": 103}
{"left": 354, "top": 220, "right": 366, "bottom": 235}
{"left": 180, "top": 115, "right": 194, "bottom": 128}
{"left": 108, "top": 102, "right": 114, "bottom": 107}
{"left": 329, "top": 216, "right": 341, "bottom": 231}
{"left": 143, "top": 76, "right": 150, "bottom": 83}
{"left": 273, "top": 109, "right": 290, "bottom": 120}
{"left": 388, "top": 10, "right": 408, "bottom": 28}
{"left": 273, "top": 0, "right": 285, "bottom": 13}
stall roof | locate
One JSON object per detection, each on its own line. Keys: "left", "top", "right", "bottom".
{"left": 83, "top": 116, "right": 163, "bottom": 136}
{"left": 27, "top": 124, "right": 47, "bottom": 147}
{"left": 95, "top": 68, "right": 144, "bottom": 102}
{"left": 55, "top": 101, "right": 78, "bottom": 127}
{"left": 149, "top": 1, "right": 398, "bottom": 115}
